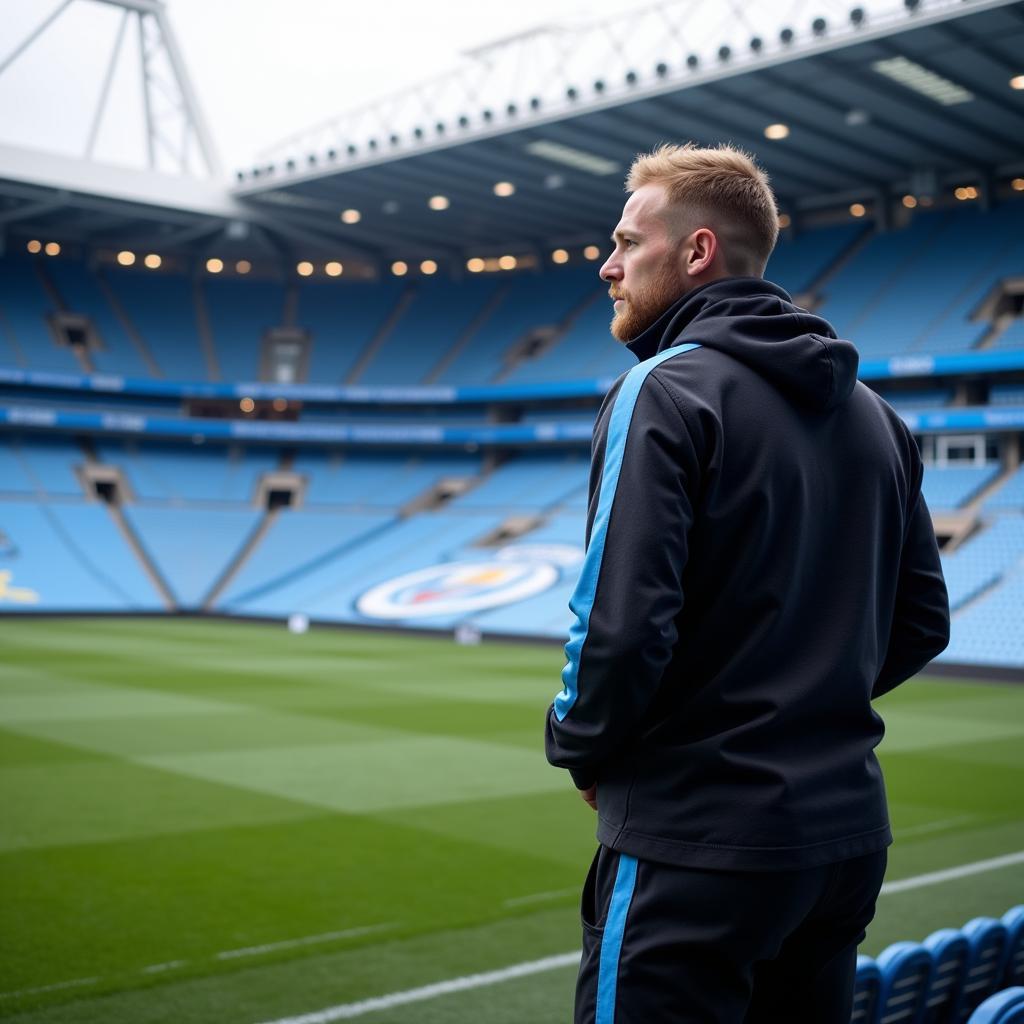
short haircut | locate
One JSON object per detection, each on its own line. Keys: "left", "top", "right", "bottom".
{"left": 626, "top": 142, "right": 780, "bottom": 277}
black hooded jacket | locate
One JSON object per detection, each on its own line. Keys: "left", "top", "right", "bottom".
{"left": 545, "top": 277, "right": 950, "bottom": 870}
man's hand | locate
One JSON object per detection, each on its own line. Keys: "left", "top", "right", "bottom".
{"left": 579, "top": 784, "right": 597, "bottom": 811}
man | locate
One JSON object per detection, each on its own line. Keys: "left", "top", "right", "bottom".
{"left": 544, "top": 143, "right": 950, "bottom": 1023}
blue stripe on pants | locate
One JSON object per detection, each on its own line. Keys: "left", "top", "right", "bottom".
{"left": 596, "top": 853, "right": 638, "bottom": 1024}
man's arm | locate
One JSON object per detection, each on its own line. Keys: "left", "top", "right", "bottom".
{"left": 545, "top": 371, "right": 699, "bottom": 789}
{"left": 872, "top": 482, "right": 950, "bottom": 700}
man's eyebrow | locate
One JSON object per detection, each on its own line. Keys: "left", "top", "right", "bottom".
{"left": 611, "top": 228, "right": 638, "bottom": 242}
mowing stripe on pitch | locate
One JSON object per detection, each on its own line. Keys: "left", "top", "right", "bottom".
{"left": 255, "top": 848, "right": 1024, "bottom": 1024}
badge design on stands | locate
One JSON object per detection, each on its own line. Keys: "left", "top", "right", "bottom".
{"left": 355, "top": 544, "right": 582, "bottom": 620}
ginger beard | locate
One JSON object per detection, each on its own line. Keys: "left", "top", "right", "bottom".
{"left": 608, "top": 258, "right": 689, "bottom": 342}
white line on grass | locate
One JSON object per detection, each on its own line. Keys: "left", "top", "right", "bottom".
{"left": 503, "top": 887, "right": 578, "bottom": 908}
{"left": 254, "top": 952, "right": 583, "bottom": 1024}
{"left": 880, "top": 849, "right": 1024, "bottom": 895}
{"left": 142, "top": 960, "right": 188, "bottom": 974}
{"left": 218, "top": 924, "right": 398, "bottom": 961}
{"left": 255, "top": 848, "right": 1024, "bottom": 1024}
{"left": 896, "top": 814, "right": 977, "bottom": 839}
{"left": 0, "top": 977, "right": 98, "bottom": 1000}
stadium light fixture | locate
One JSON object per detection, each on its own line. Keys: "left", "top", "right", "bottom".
{"left": 206, "top": 258, "right": 224, "bottom": 274}
{"left": 235, "top": 260, "right": 251, "bottom": 275}
{"left": 144, "top": 254, "right": 161, "bottom": 270}
{"left": 325, "top": 261, "right": 343, "bottom": 277}
{"left": 26, "top": 240, "right": 41, "bottom": 254}
{"left": 1011, "top": 75, "right": 1024, "bottom": 90}
{"left": 498, "top": 255, "right": 517, "bottom": 270}
{"left": 428, "top": 195, "right": 450, "bottom": 211}
{"left": 872, "top": 56, "right": 973, "bottom": 105}
{"left": 525, "top": 140, "right": 618, "bottom": 176}
{"left": 117, "top": 251, "right": 136, "bottom": 267}
{"left": 44, "top": 242, "right": 61, "bottom": 256}
{"left": 902, "top": 195, "right": 918, "bottom": 209}
{"left": 954, "top": 186, "right": 979, "bottom": 201}
{"left": 493, "top": 182, "right": 515, "bottom": 197}
{"left": 296, "top": 261, "right": 314, "bottom": 277}
{"left": 272, "top": 398, "right": 288, "bottom": 413}
{"left": 420, "top": 259, "right": 438, "bottom": 275}
{"left": 391, "top": 261, "right": 408, "bottom": 276}
{"left": 583, "top": 245, "right": 601, "bottom": 261}
{"left": 240, "top": 397, "right": 255, "bottom": 413}
{"left": 466, "top": 257, "right": 485, "bottom": 273}
{"left": 777, "top": 213, "right": 792, "bottom": 229}
{"left": 764, "top": 123, "right": 790, "bottom": 140}
{"left": 1012, "top": 178, "right": 1024, "bottom": 192}
{"left": 341, "top": 209, "right": 361, "bottom": 224}
{"left": 849, "top": 203, "right": 867, "bottom": 217}
{"left": 551, "top": 249, "right": 570, "bottom": 264}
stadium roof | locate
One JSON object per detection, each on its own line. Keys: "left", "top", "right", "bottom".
{"left": 2, "top": 0, "right": 1023, "bottom": 270}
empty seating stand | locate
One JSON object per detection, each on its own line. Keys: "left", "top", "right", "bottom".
{"left": 851, "top": 906, "right": 1021, "bottom": 1024}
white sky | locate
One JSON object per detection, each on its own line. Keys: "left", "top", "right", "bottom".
{"left": 0, "top": 0, "right": 649, "bottom": 177}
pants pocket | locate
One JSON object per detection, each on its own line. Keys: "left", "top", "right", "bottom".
{"left": 580, "top": 846, "right": 605, "bottom": 936}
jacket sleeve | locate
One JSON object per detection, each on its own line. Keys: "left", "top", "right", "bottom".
{"left": 545, "top": 371, "right": 699, "bottom": 788}
{"left": 872, "top": 476, "right": 950, "bottom": 700}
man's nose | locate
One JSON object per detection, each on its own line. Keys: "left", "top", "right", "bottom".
{"left": 599, "top": 256, "right": 620, "bottom": 282}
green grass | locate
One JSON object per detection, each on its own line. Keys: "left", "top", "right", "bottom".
{"left": 0, "top": 617, "right": 1021, "bottom": 1023}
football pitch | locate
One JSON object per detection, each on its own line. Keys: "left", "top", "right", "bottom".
{"left": 1, "top": 618, "right": 1022, "bottom": 1024}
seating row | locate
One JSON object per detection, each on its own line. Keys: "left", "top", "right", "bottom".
{"left": 852, "top": 905, "right": 1023, "bottom": 1023}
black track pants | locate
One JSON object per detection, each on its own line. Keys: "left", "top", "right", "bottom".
{"left": 574, "top": 844, "right": 888, "bottom": 1024}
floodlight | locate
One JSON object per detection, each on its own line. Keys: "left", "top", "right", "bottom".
{"left": 44, "top": 242, "right": 61, "bottom": 256}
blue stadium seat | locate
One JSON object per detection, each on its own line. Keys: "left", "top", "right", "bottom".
{"left": 877, "top": 941, "right": 933, "bottom": 1024}
{"left": 959, "top": 919, "right": 1011, "bottom": 1020}
{"left": 1003, "top": 908, "right": 1024, "bottom": 987}
{"left": 923, "top": 928, "right": 970, "bottom": 1024}
{"left": 852, "top": 955, "right": 883, "bottom": 1024}
{"left": 966, "top": 987, "right": 1024, "bottom": 1024}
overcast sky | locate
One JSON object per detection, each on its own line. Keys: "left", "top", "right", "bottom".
{"left": 0, "top": 0, "right": 650, "bottom": 178}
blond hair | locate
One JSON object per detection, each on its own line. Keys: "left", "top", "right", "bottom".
{"left": 626, "top": 142, "right": 779, "bottom": 276}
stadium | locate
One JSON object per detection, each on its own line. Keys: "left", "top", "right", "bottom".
{"left": 0, "top": 0, "right": 1023, "bottom": 1020}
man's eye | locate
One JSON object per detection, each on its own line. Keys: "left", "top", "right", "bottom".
{"left": 624, "top": 239, "right": 637, "bottom": 248}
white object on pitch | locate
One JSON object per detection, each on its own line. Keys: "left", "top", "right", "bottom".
{"left": 288, "top": 613, "right": 310, "bottom": 634}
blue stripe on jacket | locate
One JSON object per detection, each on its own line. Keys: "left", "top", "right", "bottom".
{"left": 553, "top": 342, "right": 701, "bottom": 721}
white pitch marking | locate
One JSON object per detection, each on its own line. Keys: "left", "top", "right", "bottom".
{"left": 881, "top": 849, "right": 1024, "bottom": 895}
{"left": 896, "top": 814, "right": 977, "bottom": 839}
{"left": 255, "top": 848, "right": 1024, "bottom": 1024}
{"left": 218, "top": 923, "right": 397, "bottom": 961}
{"left": 0, "top": 976, "right": 98, "bottom": 999}
{"left": 254, "top": 951, "right": 582, "bottom": 1024}
{"left": 142, "top": 960, "right": 187, "bottom": 974}
{"left": 503, "top": 887, "right": 578, "bottom": 908}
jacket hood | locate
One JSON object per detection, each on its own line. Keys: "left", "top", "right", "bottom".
{"left": 625, "top": 277, "right": 859, "bottom": 412}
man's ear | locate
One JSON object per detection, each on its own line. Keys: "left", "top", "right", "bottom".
{"left": 685, "top": 227, "right": 718, "bottom": 277}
